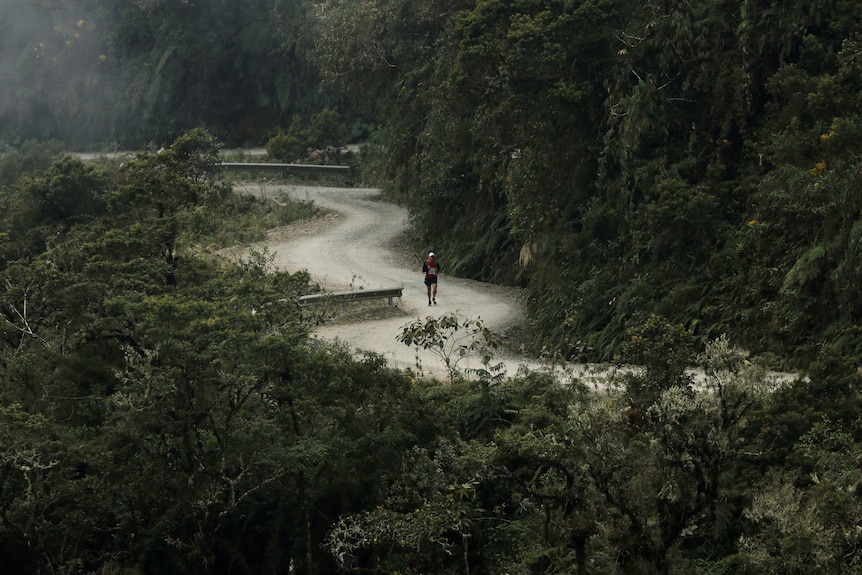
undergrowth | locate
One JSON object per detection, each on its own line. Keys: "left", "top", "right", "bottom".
{"left": 192, "top": 184, "right": 322, "bottom": 248}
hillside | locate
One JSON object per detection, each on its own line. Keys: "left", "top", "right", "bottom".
{"left": 3, "top": 0, "right": 861, "bottom": 367}
{"left": 0, "top": 124, "right": 859, "bottom": 575}
{"left": 314, "top": 0, "right": 862, "bottom": 368}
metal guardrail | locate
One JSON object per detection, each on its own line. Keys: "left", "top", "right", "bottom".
{"left": 219, "top": 162, "right": 350, "bottom": 175}
{"left": 298, "top": 287, "right": 403, "bottom": 307}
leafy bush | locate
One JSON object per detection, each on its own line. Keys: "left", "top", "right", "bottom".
{"left": 266, "top": 109, "right": 348, "bottom": 162}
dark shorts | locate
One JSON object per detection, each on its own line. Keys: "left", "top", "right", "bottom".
{"left": 424, "top": 277, "right": 438, "bottom": 286}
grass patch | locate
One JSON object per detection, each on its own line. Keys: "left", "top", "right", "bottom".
{"left": 299, "top": 298, "right": 410, "bottom": 327}
{"left": 192, "top": 183, "right": 323, "bottom": 248}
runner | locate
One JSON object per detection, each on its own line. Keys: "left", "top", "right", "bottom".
{"left": 423, "top": 252, "right": 440, "bottom": 305}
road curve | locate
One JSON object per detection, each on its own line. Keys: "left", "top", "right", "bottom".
{"left": 231, "top": 183, "right": 793, "bottom": 388}
{"left": 234, "top": 183, "right": 557, "bottom": 380}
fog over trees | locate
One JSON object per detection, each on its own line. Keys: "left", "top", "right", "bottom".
{"left": 0, "top": 0, "right": 328, "bottom": 147}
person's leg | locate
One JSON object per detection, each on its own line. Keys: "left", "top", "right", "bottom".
{"left": 432, "top": 281, "right": 437, "bottom": 303}
{"left": 426, "top": 282, "right": 432, "bottom": 304}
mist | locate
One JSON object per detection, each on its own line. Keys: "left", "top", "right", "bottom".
{"left": 0, "top": 0, "right": 126, "bottom": 148}
{"left": 0, "top": 0, "right": 320, "bottom": 151}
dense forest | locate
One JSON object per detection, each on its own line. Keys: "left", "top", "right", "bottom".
{"left": 3, "top": 0, "right": 862, "bottom": 574}
{"left": 315, "top": 0, "right": 862, "bottom": 367}
{"left": 4, "top": 0, "right": 862, "bottom": 365}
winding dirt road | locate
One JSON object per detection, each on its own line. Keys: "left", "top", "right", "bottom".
{"left": 229, "top": 182, "right": 796, "bottom": 388}
{"left": 234, "top": 182, "right": 572, "bottom": 381}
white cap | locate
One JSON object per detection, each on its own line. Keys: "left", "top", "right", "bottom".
{"left": 428, "top": 252, "right": 435, "bottom": 257}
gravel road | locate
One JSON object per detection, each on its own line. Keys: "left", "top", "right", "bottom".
{"left": 233, "top": 182, "right": 582, "bottom": 382}
{"left": 228, "top": 182, "right": 796, "bottom": 388}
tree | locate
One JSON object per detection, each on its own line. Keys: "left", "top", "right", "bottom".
{"left": 617, "top": 314, "right": 696, "bottom": 408}
{"left": 326, "top": 371, "right": 588, "bottom": 575}
{"left": 326, "top": 334, "right": 777, "bottom": 574}
{"left": 4, "top": 154, "right": 110, "bottom": 258}
{"left": 109, "top": 0, "right": 321, "bottom": 145}
{"left": 570, "top": 335, "right": 775, "bottom": 574}
{"left": 739, "top": 419, "right": 862, "bottom": 574}
{"left": 107, "top": 128, "right": 226, "bottom": 285}
{"left": 745, "top": 346, "right": 862, "bottom": 471}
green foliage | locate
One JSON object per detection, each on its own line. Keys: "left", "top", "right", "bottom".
{"left": 7, "top": 1, "right": 862, "bottom": 572}
{"left": 0, "top": 140, "right": 67, "bottom": 190}
{"left": 0, "top": 138, "right": 858, "bottom": 575}
{"left": 3, "top": 154, "right": 111, "bottom": 259}
{"left": 745, "top": 346, "right": 862, "bottom": 471}
{"left": 265, "top": 109, "right": 349, "bottom": 162}
{"left": 619, "top": 314, "right": 696, "bottom": 407}
{"left": 98, "top": 129, "right": 227, "bottom": 286}
{"left": 266, "top": 129, "right": 309, "bottom": 164}
{"left": 309, "top": 108, "right": 350, "bottom": 150}
{"left": 326, "top": 372, "right": 590, "bottom": 575}
{"left": 397, "top": 312, "right": 504, "bottom": 383}
{"left": 314, "top": 0, "right": 862, "bottom": 368}
{"left": 325, "top": 335, "right": 788, "bottom": 575}
{"left": 174, "top": 180, "right": 321, "bottom": 250}
{"left": 570, "top": 335, "right": 773, "bottom": 574}
{"left": 741, "top": 419, "right": 862, "bottom": 574}
{"left": 0, "top": 128, "right": 432, "bottom": 574}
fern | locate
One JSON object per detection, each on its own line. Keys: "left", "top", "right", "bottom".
{"left": 781, "top": 244, "right": 827, "bottom": 292}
